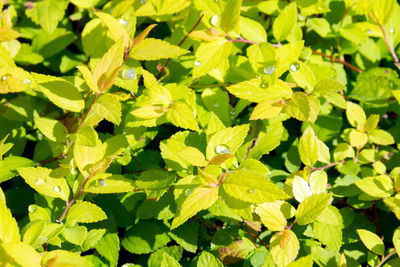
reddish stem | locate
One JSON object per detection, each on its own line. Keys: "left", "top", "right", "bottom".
{"left": 311, "top": 50, "right": 363, "bottom": 73}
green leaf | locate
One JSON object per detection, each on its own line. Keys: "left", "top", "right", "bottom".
{"left": 197, "top": 251, "right": 223, "bottom": 267}
{"left": 160, "top": 252, "right": 182, "bottom": 267}
{"left": 289, "top": 62, "right": 316, "bottom": 91}
{"left": 169, "top": 221, "right": 199, "bottom": 253}
{"left": 284, "top": 92, "right": 311, "bottom": 122}
{"left": 357, "top": 229, "right": 385, "bottom": 255}
{"left": 84, "top": 173, "right": 135, "bottom": 194}
{"left": 0, "top": 195, "right": 20, "bottom": 243}
{"left": 73, "top": 125, "right": 98, "bottom": 147}
{"left": 393, "top": 227, "right": 400, "bottom": 258}
{"left": 94, "top": 233, "right": 119, "bottom": 266}
{"left": 250, "top": 100, "right": 284, "bottom": 120}
{"left": 122, "top": 221, "right": 170, "bottom": 254}
{"left": 166, "top": 102, "right": 199, "bottom": 131}
{"left": 34, "top": 117, "right": 68, "bottom": 143}
{"left": 348, "top": 129, "right": 368, "bottom": 148}
{"left": 91, "top": 93, "right": 122, "bottom": 125}
{"left": 25, "top": 0, "right": 69, "bottom": 33}
{"left": 221, "top": 0, "right": 242, "bottom": 33}
{"left": 135, "top": 169, "right": 175, "bottom": 200}
{"left": 309, "top": 18, "right": 331, "bottom": 37}
{"left": 0, "top": 156, "right": 35, "bottom": 183}
{"left": 355, "top": 175, "right": 394, "bottom": 199}
{"left": 296, "top": 193, "right": 331, "bottom": 225}
{"left": 17, "top": 166, "right": 70, "bottom": 201}
{"left": 192, "top": 38, "right": 232, "bottom": 79}
{"left": 82, "top": 229, "right": 106, "bottom": 251}
{"left": 340, "top": 23, "right": 367, "bottom": 44}
{"left": 63, "top": 225, "right": 88, "bottom": 246}
{"left": 240, "top": 16, "right": 267, "bottom": 43}
{"left": 32, "top": 73, "right": 84, "bottom": 112}
{"left": 95, "top": 12, "right": 129, "bottom": 47}
{"left": 255, "top": 201, "right": 287, "bottom": 231}
{"left": 292, "top": 176, "right": 312, "bottom": 203}
{"left": 313, "top": 78, "right": 345, "bottom": 95}
{"left": 286, "top": 255, "right": 313, "bottom": 267}
{"left": 298, "top": 126, "right": 319, "bottom": 166}
{"left": 148, "top": 246, "right": 183, "bottom": 267}
{"left": 273, "top": 2, "right": 297, "bottom": 42}
{"left": 222, "top": 170, "right": 289, "bottom": 204}
{"left": 346, "top": 101, "right": 366, "bottom": 130}
{"left": 129, "top": 38, "right": 189, "bottom": 60}
{"left": 309, "top": 170, "right": 328, "bottom": 194}
{"left": 247, "top": 42, "right": 275, "bottom": 75}
{"left": 177, "top": 146, "right": 208, "bottom": 167}
{"left": 73, "top": 141, "right": 104, "bottom": 176}
{"left": 368, "top": 129, "right": 395, "bottom": 145}
{"left": 372, "top": 0, "right": 396, "bottom": 26}
{"left": 70, "top": 0, "right": 100, "bottom": 8}
{"left": 66, "top": 201, "right": 107, "bottom": 224}
{"left": 41, "top": 250, "right": 94, "bottom": 267}
{"left": 275, "top": 41, "right": 304, "bottom": 77}
{"left": 171, "top": 185, "right": 219, "bottom": 229}
{"left": 269, "top": 230, "right": 300, "bottom": 266}
{"left": 206, "top": 124, "right": 249, "bottom": 160}
{"left": 313, "top": 221, "right": 342, "bottom": 251}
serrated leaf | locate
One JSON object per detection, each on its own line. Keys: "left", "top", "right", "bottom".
{"left": 148, "top": 246, "right": 183, "bottom": 267}
{"left": 256, "top": 201, "right": 287, "bottom": 231}
{"left": 42, "top": 250, "right": 94, "bottom": 267}
{"left": 0, "top": 156, "right": 35, "bottom": 183}
{"left": 66, "top": 201, "right": 107, "bottom": 224}
{"left": 84, "top": 173, "right": 135, "bottom": 194}
{"left": 177, "top": 146, "right": 208, "bottom": 167}
{"left": 309, "top": 170, "right": 327, "bottom": 194}
{"left": 63, "top": 225, "right": 88, "bottom": 246}
{"left": 349, "top": 129, "right": 368, "bottom": 148}
{"left": 324, "top": 92, "right": 347, "bottom": 109}
{"left": 286, "top": 255, "right": 313, "bottom": 267}
{"left": 250, "top": 100, "right": 284, "bottom": 120}
{"left": 131, "top": 105, "right": 166, "bottom": 119}
{"left": 275, "top": 41, "right": 304, "bottom": 77}
{"left": 372, "top": 0, "right": 396, "bottom": 26}
{"left": 94, "top": 233, "right": 119, "bottom": 265}
{"left": 17, "top": 166, "right": 70, "bottom": 201}
{"left": 292, "top": 176, "right": 312, "bottom": 203}
{"left": 0, "top": 67, "right": 32, "bottom": 94}
{"left": 313, "top": 221, "right": 342, "bottom": 251}
{"left": 171, "top": 185, "right": 218, "bottom": 229}
{"left": 192, "top": 38, "right": 232, "bottom": 78}
{"left": 32, "top": 73, "right": 84, "bottom": 112}
{"left": 135, "top": 169, "right": 175, "bottom": 200}
{"left": 129, "top": 38, "right": 189, "bottom": 60}
{"left": 364, "top": 114, "right": 380, "bottom": 132}
{"left": 317, "top": 140, "right": 330, "bottom": 164}
{"left": 355, "top": 175, "right": 393, "bottom": 199}
{"left": 77, "top": 64, "right": 99, "bottom": 93}
{"left": 2, "top": 242, "right": 42, "bottom": 267}
{"left": 296, "top": 193, "right": 331, "bottom": 225}
{"left": 197, "top": 251, "right": 224, "bottom": 267}
{"left": 209, "top": 153, "right": 234, "bottom": 166}
{"left": 25, "top": 0, "right": 69, "bottom": 33}
{"left": 368, "top": 129, "right": 395, "bottom": 145}
{"left": 70, "top": 0, "right": 100, "bottom": 8}
{"left": 91, "top": 93, "right": 122, "bottom": 125}
{"left": 284, "top": 92, "right": 310, "bottom": 121}
{"left": 95, "top": 12, "right": 129, "bottom": 47}
{"left": 357, "top": 229, "right": 385, "bottom": 255}
{"left": 273, "top": 2, "right": 297, "bottom": 42}
{"left": 333, "top": 143, "right": 354, "bottom": 161}
{"left": 240, "top": 16, "right": 267, "bottom": 43}
{"left": 309, "top": 17, "right": 331, "bottom": 37}
{"left": 0, "top": 197, "right": 20, "bottom": 243}
{"left": 169, "top": 222, "right": 199, "bottom": 253}
{"left": 290, "top": 62, "right": 316, "bottom": 91}
{"left": 34, "top": 117, "right": 68, "bottom": 143}
{"left": 270, "top": 230, "right": 299, "bottom": 266}
{"left": 298, "top": 126, "right": 319, "bottom": 166}
{"left": 313, "top": 78, "right": 345, "bottom": 95}
{"left": 222, "top": 170, "right": 289, "bottom": 204}
{"left": 73, "top": 125, "right": 98, "bottom": 147}
{"left": 206, "top": 124, "right": 249, "bottom": 160}
{"left": 73, "top": 140, "right": 104, "bottom": 177}
{"left": 346, "top": 101, "right": 366, "bottom": 130}
{"left": 220, "top": 0, "right": 242, "bottom": 33}
{"left": 166, "top": 102, "right": 199, "bottom": 131}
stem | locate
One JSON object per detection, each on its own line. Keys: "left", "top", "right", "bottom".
{"left": 225, "top": 34, "right": 258, "bottom": 44}
{"left": 376, "top": 249, "right": 397, "bottom": 267}
{"left": 286, "top": 219, "right": 296, "bottom": 230}
{"left": 309, "top": 161, "right": 344, "bottom": 172}
{"left": 57, "top": 172, "right": 94, "bottom": 223}
{"left": 157, "top": 14, "right": 204, "bottom": 78}
{"left": 369, "top": 12, "right": 400, "bottom": 70}
{"left": 311, "top": 50, "right": 363, "bottom": 73}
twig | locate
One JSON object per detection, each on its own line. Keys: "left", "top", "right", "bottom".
{"left": 309, "top": 161, "right": 344, "bottom": 172}
{"left": 311, "top": 50, "right": 363, "bottom": 73}
{"left": 225, "top": 34, "right": 258, "bottom": 44}
{"left": 376, "top": 249, "right": 397, "bottom": 267}
{"left": 369, "top": 12, "right": 400, "bottom": 71}
{"left": 157, "top": 14, "right": 204, "bottom": 78}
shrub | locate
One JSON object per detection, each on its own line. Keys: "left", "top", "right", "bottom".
{"left": 1, "top": 0, "right": 400, "bottom": 266}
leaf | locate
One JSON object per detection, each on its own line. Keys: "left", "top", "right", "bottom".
{"left": 32, "top": 73, "right": 84, "bottom": 112}
{"left": 270, "top": 230, "right": 300, "bottom": 266}
{"left": 84, "top": 173, "right": 135, "bottom": 194}
{"left": 77, "top": 64, "right": 99, "bottom": 93}
{"left": 73, "top": 125, "right": 98, "bottom": 147}
{"left": 0, "top": 197, "right": 20, "bottom": 244}
{"left": 0, "top": 156, "right": 35, "bottom": 183}
{"left": 222, "top": 170, "right": 289, "bottom": 204}
{"left": 292, "top": 176, "right": 312, "bottom": 203}
{"left": 372, "top": 0, "right": 396, "bottom": 26}
{"left": 70, "top": 0, "right": 100, "bottom": 8}
{"left": 313, "top": 221, "right": 342, "bottom": 251}
{"left": 95, "top": 12, "right": 129, "bottom": 47}
{"left": 309, "top": 170, "right": 328, "bottom": 194}
{"left": 197, "top": 251, "right": 224, "bottom": 267}
{"left": 122, "top": 221, "right": 170, "bottom": 254}
{"left": 309, "top": 18, "right": 331, "bottom": 37}
{"left": 131, "top": 24, "right": 157, "bottom": 47}
{"left": 0, "top": 67, "right": 34, "bottom": 94}
{"left": 284, "top": 92, "right": 311, "bottom": 121}
{"left": 148, "top": 246, "right": 183, "bottom": 267}
{"left": 317, "top": 140, "right": 330, "bottom": 164}
{"left": 255, "top": 201, "right": 287, "bottom": 231}
{"left": 273, "top": 2, "right": 297, "bottom": 42}
{"left": 177, "top": 146, "right": 208, "bottom": 167}
{"left": 169, "top": 222, "right": 199, "bottom": 253}
{"left": 286, "top": 255, "right": 313, "bottom": 267}
{"left": 34, "top": 117, "right": 68, "bottom": 143}
{"left": 357, "top": 229, "right": 385, "bottom": 255}
{"left": 355, "top": 175, "right": 394, "bottom": 199}
{"left": 348, "top": 129, "right": 368, "bottom": 148}
{"left": 94, "top": 233, "right": 120, "bottom": 266}
{"left": 41, "top": 250, "right": 94, "bottom": 267}
{"left": 2, "top": 242, "right": 42, "bottom": 267}
{"left": 73, "top": 141, "right": 104, "bottom": 176}
{"left": 129, "top": 38, "right": 189, "bottom": 60}
{"left": 363, "top": 114, "right": 380, "bottom": 132}
{"left": 290, "top": 62, "right": 316, "bottom": 91}
{"left": 206, "top": 124, "right": 249, "bottom": 160}
{"left": 0, "top": 28, "right": 20, "bottom": 42}
{"left": 166, "top": 102, "right": 199, "bottom": 131}
{"left": 192, "top": 38, "right": 232, "bottom": 78}
{"left": 66, "top": 201, "right": 107, "bottom": 224}
{"left": 17, "top": 166, "right": 70, "bottom": 201}
{"left": 313, "top": 78, "right": 345, "bottom": 95}
{"left": 135, "top": 169, "right": 176, "bottom": 200}
{"left": 160, "top": 252, "right": 181, "bottom": 267}
{"left": 25, "top": 0, "right": 69, "bottom": 33}
{"left": 296, "top": 193, "right": 331, "bottom": 225}
{"left": 221, "top": 0, "right": 242, "bottom": 33}
{"left": 91, "top": 93, "right": 122, "bottom": 125}
{"left": 209, "top": 153, "right": 234, "bottom": 166}
{"left": 346, "top": 101, "right": 366, "bottom": 130}
{"left": 275, "top": 41, "right": 304, "bottom": 77}
{"left": 250, "top": 100, "right": 284, "bottom": 120}
{"left": 171, "top": 185, "right": 218, "bottom": 229}
{"left": 240, "top": 16, "right": 267, "bottom": 43}
{"left": 368, "top": 129, "right": 395, "bottom": 145}
{"left": 298, "top": 126, "right": 319, "bottom": 166}
{"left": 63, "top": 226, "right": 88, "bottom": 246}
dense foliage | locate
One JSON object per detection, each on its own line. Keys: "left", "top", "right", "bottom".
{"left": 1, "top": 0, "right": 400, "bottom": 266}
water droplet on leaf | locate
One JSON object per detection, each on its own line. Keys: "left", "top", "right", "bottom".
{"left": 118, "top": 18, "right": 128, "bottom": 26}
{"left": 215, "top": 145, "right": 230, "bottom": 154}
{"left": 194, "top": 60, "right": 201, "bottom": 67}
{"left": 1, "top": 76, "right": 6, "bottom": 81}
{"left": 247, "top": 188, "right": 255, "bottom": 194}
{"left": 390, "top": 28, "right": 395, "bottom": 34}
{"left": 28, "top": 205, "right": 37, "bottom": 213}
{"left": 211, "top": 15, "right": 221, "bottom": 27}
{"left": 230, "top": 110, "right": 235, "bottom": 115}
{"left": 53, "top": 186, "right": 61, "bottom": 193}
{"left": 228, "top": 137, "right": 232, "bottom": 141}
{"left": 35, "top": 178, "right": 45, "bottom": 185}
{"left": 213, "top": 102, "right": 220, "bottom": 107}
{"left": 367, "top": 29, "right": 372, "bottom": 34}
{"left": 290, "top": 63, "right": 300, "bottom": 72}
{"left": 98, "top": 179, "right": 106, "bottom": 187}
{"left": 122, "top": 68, "right": 136, "bottom": 80}
{"left": 140, "top": 0, "right": 146, "bottom": 3}
{"left": 263, "top": 65, "right": 275, "bottom": 75}
{"left": 22, "top": 78, "right": 31, "bottom": 85}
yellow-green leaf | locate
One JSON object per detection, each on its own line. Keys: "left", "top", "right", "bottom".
{"left": 298, "top": 126, "right": 319, "bottom": 166}
{"left": 177, "top": 146, "right": 208, "bottom": 167}
{"left": 357, "top": 229, "right": 385, "bottom": 255}
{"left": 292, "top": 176, "right": 312, "bottom": 203}
{"left": 41, "top": 250, "right": 94, "bottom": 267}
{"left": 66, "top": 201, "right": 107, "bottom": 225}
{"left": 349, "top": 129, "right": 368, "bottom": 148}
{"left": 296, "top": 193, "right": 331, "bottom": 225}
{"left": 0, "top": 197, "right": 20, "bottom": 243}
{"left": 355, "top": 175, "right": 394, "bottom": 199}
{"left": 95, "top": 12, "right": 129, "bottom": 47}
{"left": 166, "top": 102, "right": 199, "bottom": 131}
{"left": 372, "top": 0, "right": 396, "bottom": 26}
{"left": 34, "top": 117, "right": 68, "bottom": 143}
{"left": 131, "top": 105, "right": 166, "bottom": 119}
{"left": 129, "top": 38, "right": 189, "bottom": 60}
{"left": 346, "top": 101, "right": 366, "bottom": 130}
{"left": 221, "top": 0, "right": 242, "bottom": 33}
{"left": 284, "top": 92, "right": 310, "bottom": 121}
{"left": 368, "top": 129, "right": 395, "bottom": 145}
{"left": 84, "top": 173, "right": 135, "bottom": 194}
{"left": 250, "top": 100, "right": 284, "bottom": 120}
{"left": 256, "top": 201, "right": 287, "bottom": 231}
{"left": 273, "top": 2, "right": 297, "bottom": 42}
{"left": 270, "top": 230, "right": 300, "bottom": 266}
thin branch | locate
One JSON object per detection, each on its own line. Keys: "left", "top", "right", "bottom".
{"left": 369, "top": 12, "right": 400, "bottom": 70}
{"left": 311, "top": 50, "right": 363, "bottom": 73}
{"left": 309, "top": 161, "right": 344, "bottom": 172}
{"left": 376, "top": 249, "right": 397, "bottom": 267}
{"left": 225, "top": 34, "right": 258, "bottom": 45}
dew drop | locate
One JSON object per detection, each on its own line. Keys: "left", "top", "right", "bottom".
{"left": 194, "top": 60, "right": 201, "bottom": 67}
{"left": 213, "top": 102, "right": 220, "bottom": 107}
{"left": 211, "top": 15, "right": 221, "bottom": 27}
{"left": 53, "top": 186, "right": 61, "bottom": 193}
{"left": 35, "top": 178, "right": 45, "bottom": 185}
{"left": 1, "top": 76, "right": 6, "bottom": 81}
{"left": 98, "top": 179, "right": 106, "bottom": 187}
{"left": 230, "top": 110, "right": 235, "bottom": 115}
{"left": 228, "top": 137, "right": 232, "bottom": 141}
{"left": 22, "top": 78, "right": 31, "bottom": 85}
{"left": 290, "top": 62, "right": 300, "bottom": 72}
{"left": 367, "top": 29, "right": 372, "bottom": 34}
{"left": 247, "top": 188, "right": 255, "bottom": 194}
{"left": 263, "top": 65, "right": 275, "bottom": 75}
{"left": 118, "top": 18, "right": 128, "bottom": 26}
{"left": 215, "top": 145, "right": 230, "bottom": 154}
{"left": 390, "top": 28, "right": 395, "bottom": 34}
{"left": 28, "top": 205, "right": 37, "bottom": 213}
{"left": 122, "top": 68, "right": 136, "bottom": 80}
{"left": 140, "top": 0, "right": 146, "bottom": 4}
